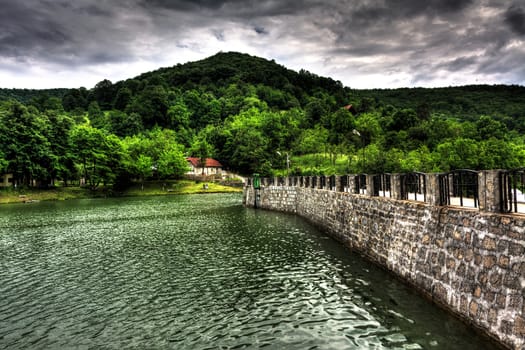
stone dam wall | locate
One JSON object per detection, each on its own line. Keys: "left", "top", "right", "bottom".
{"left": 243, "top": 173, "right": 525, "bottom": 349}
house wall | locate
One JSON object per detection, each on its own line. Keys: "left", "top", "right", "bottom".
{"left": 0, "top": 173, "right": 14, "bottom": 187}
{"left": 243, "top": 175, "right": 525, "bottom": 349}
{"left": 186, "top": 166, "right": 222, "bottom": 176}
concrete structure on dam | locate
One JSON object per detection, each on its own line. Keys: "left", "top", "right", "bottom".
{"left": 243, "top": 170, "right": 525, "bottom": 349}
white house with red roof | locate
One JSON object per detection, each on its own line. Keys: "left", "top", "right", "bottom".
{"left": 0, "top": 173, "right": 14, "bottom": 187}
{"left": 186, "top": 157, "right": 223, "bottom": 176}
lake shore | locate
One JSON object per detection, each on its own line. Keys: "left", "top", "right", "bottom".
{"left": 0, "top": 180, "right": 243, "bottom": 205}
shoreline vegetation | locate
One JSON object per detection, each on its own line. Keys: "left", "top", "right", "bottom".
{"left": 0, "top": 180, "right": 242, "bottom": 205}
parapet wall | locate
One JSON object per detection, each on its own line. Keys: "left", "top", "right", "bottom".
{"left": 244, "top": 177, "right": 525, "bottom": 349}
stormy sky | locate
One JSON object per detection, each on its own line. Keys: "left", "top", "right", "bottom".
{"left": 1, "top": 0, "right": 524, "bottom": 89}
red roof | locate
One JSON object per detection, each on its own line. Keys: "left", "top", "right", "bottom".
{"left": 186, "top": 157, "right": 223, "bottom": 168}
{"left": 344, "top": 104, "right": 358, "bottom": 115}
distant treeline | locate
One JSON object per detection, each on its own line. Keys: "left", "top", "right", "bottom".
{"left": 0, "top": 88, "right": 69, "bottom": 105}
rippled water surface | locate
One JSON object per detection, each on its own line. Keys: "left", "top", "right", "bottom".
{"left": 0, "top": 194, "right": 496, "bottom": 349}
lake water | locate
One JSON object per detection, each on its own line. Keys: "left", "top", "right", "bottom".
{"left": 0, "top": 194, "right": 498, "bottom": 349}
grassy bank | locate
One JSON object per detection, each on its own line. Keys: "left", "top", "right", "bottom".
{"left": 123, "top": 180, "right": 243, "bottom": 197}
{"left": 0, "top": 180, "right": 242, "bottom": 205}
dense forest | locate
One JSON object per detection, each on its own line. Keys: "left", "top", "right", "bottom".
{"left": 1, "top": 52, "right": 524, "bottom": 189}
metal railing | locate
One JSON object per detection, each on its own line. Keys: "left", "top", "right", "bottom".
{"left": 319, "top": 175, "right": 325, "bottom": 189}
{"left": 373, "top": 174, "right": 391, "bottom": 197}
{"left": 340, "top": 175, "right": 349, "bottom": 192}
{"left": 329, "top": 175, "right": 336, "bottom": 191}
{"left": 354, "top": 174, "right": 367, "bottom": 195}
{"left": 401, "top": 172, "right": 426, "bottom": 202}
{"left": 248, "top": 170, "right": 525, "bottom": 214}
{"left": 501, "top": 168, "right": 525, "bottom": 213}
{"left": 439, "top": 170, "right": 479, "bottom": 208}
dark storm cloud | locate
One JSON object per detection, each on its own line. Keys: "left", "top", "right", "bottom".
{"left": 254, "top": 26, "right": 268, "bottom": 35}
{"left": 438, "top": 56, "right": 479, "bottom": 72}
{"left": 505, "top": 3, "right": 525, "bottom": 35}
{"left": 138, "top": 0, "right": 323, "bottom": 18}
{"left": 344, "top": 0, "right": 474, "bottom": 27}
{"left": 0, "top": 2, "right": 70, "bottom": 56}
{"left": 0, "top": 0, "right": 524, "bottom": 88}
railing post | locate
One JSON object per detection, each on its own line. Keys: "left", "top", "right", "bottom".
{"left": 479, "top": 170, "right": 502, "bottom": 213}
{"left": 366, "top": 174, "right": 374, "bottom": 197}
{"left": 391, "top": 173, "right": 402, "bottom": 200}
{"left": 426, "top": 173, "right": 441, "bottom": 206}
{"left": 349, "top": 175, "right": 356, "bottom": 194}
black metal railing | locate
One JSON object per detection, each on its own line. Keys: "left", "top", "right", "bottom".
{"left": 329, "top": 175, "right": 336, "bottom": 191}
{"left": 501, "top": 168, "right": 525, "bottom": 213}
{"left": 439, "top": 170, "right": 479, "bottom": 208}
{"left": 401, "top": 172, "right": 426, "bottom": 202}
{"left": 340, "top": 175, "right": 348, "bottom": 192}
{"left": 373, "top": 174, "right": 391, "bottom": 197}
{"left": 320, "top": 175, "right": 326, "bottom": 189}
{"left": 354, "top": 174, "right": 367, "bottom": 194}
{"left": 249, "top": 169, "right": 525, "bottom": 214}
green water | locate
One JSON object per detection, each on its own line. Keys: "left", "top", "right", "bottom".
{"left": 0, "top": 194, "right": 497, "bottom": 349}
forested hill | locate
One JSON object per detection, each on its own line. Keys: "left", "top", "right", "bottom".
{"left": 136, "top": 52, "right": 346, "bottom": 98}
{"left": 2, "top": 52, "right": 525, "bottom": 126}
{"left": 1, "top": 52, "right": 525, "bottom": 188}
{"left": 0, "top": 88, "right": 68, "bottom": 105}
{"left": 353, "top": 85, "right": 525, "bottom": 123}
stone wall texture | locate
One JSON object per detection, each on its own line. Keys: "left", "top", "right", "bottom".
{"left": 244, "top": 184, "right": 525, "bottom": 349}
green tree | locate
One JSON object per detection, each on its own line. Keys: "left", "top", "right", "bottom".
{"left": 0, "top": 150, "right": 8, "bottom": 174}
{"left": 62, "top": 87, "right": 88, "bottom": 112}
{"left": 293, "top": 127, "right": 328, "bottom": 155}
{"left": 135, "top": 154, "right": 153, "bottom": 190}
{"left": 388, "top": 108, "right": 418, "bottom": 131}
{"left": 220, "top": 109, "right": 271, "bottom": 174}
{"left": 399, "top": 146, "right": 434, "bottom": 172}
{"left": 157, "top": 147, "right": 188, "bottom": 179}
{"left": 190, "top": 135, "right": 214, "bottom": 170}
{"left": 0, "top": 102, "right": 53, "bottom": 186}
{"left": 113, "top": 87, "right": 132, "bottom": 110}
{"left": 434, "top": 138, "right": 479, "bottom": 171}
{"left": 122, "top": 134, "right": 152, "bottom": 182}
{"left": 134, "top": 129, "right": 189, "bottom": 179}
{"left": 93, "top": 79, "right": 114, "bottom": 110}
{"left": 167, "top": 100, "right": 191, "bottom": 130}
{"left": 128, "top": 85, "right": 169, "bottom": 128}
{"left": 478, "top": 138, "right": 522, "bottom": 170}
{"left": 475, "top": 115, "right": 507, "bottom": 141}
{"left": 88, "top": 101, "right": 108, "bottom": 130}
{"left": 108, "top": 111, "right": 143, "bottom": 137}
{"left": 70, "top": 125, "right": 124, "bottom": 190}
{"left": 45, "top": 111, "right": 76, "bottom": 185}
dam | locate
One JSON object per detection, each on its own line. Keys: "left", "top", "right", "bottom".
{"left": 243, "top": 170, "right": 525, "bottom": 349}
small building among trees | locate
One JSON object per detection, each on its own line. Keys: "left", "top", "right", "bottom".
{"left": 0, "top": 173, "right": 14, "bottom": 187}
{"left": 186, "top": 157, "right": 223, "bottom": 177}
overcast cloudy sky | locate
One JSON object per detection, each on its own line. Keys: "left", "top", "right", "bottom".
{"left": 1, "top": 0, "right": 524, "bottom": 89}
